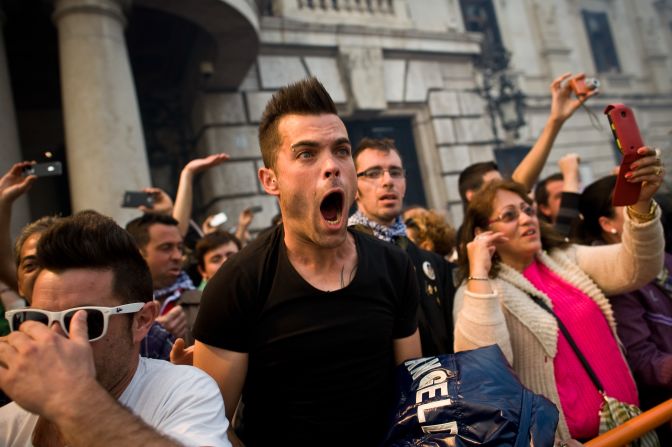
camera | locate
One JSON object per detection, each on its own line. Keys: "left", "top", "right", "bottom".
{"left": 570, "top": 77, "right": 600, "bottom": 97}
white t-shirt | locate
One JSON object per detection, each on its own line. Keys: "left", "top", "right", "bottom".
{"left": 0, "top": 357, "right": 231, "bottom": 447}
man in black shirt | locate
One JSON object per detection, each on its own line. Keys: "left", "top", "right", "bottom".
{"left": 193, "top": 77, "right": 421, "bottom": 446}
{"left": 348, "top": 138, "right": 456, "bottom": 356}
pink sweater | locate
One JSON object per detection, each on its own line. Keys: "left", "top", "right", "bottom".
{"left": 523, "top": 260, "right": 638, "bottom": 439}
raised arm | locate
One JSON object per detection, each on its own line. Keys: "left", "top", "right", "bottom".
{"left": 573, "top": 147, "right": 665, "bottom": 294}
{"left": 0, "top": 311, "right": 182, "bottom": 447}
{"left": 512, "top": 73, "right": 597, "bottom": 191}
{"left": 0, "top": 162, "right": 36, "bottom": 291}
{"left": 173, "top": 153, "right": 230, "bottom": 237}
{"left": 453, "top": 230, "right": 514, "bottom": 362}
{"left": 554, "top": 153, "right": 582, "bottom": 237}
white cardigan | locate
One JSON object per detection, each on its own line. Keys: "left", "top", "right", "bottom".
{"left": 453, "top": 207, "right": 664, "bottom": 442}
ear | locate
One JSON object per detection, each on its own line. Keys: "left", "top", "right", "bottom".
{"left": 197, "top": 265, "right": 206, "bottom": 280}
{"left": 465, "top": 189, "right": 475, "bottom": 203}
{"left": 259, "top": 167, "right": 279, "bottom": 196}
{"left": 132, "top": 301, "right": 159, "bottom": 344}
{"left": 598, "top": 216, "right": 615, "bottom": 234}
{"left": 538, "top": 203, "right": 552, "bottom": 218}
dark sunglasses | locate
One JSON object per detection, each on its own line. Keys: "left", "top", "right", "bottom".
{"left": 5, "top": 303, "right": 144, "bottom": 342}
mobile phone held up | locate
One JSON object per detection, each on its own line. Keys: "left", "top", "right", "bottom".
{"left": 247, "top": 205, "right": 263, "bottom": 214}
{"left": 209, "top": 212, "right": 228, "bottom": 227}
{"left": 604, "top": 104, "right": 644, "bottom": 206}
{"left": 122, "top": 191, "right": 154, "bottom": 209}
{"left": 22, "top": 161, "right": 62, "bottom": 177}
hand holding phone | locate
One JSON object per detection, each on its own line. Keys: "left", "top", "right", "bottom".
{"left": 122, "top": 191, "right": 154, "bottom": 209}
{"left": 604, "top": 104, "right": 645, "bottom": 206}
{"left": 22, "top": 161, "right": 62, "bottom": 178}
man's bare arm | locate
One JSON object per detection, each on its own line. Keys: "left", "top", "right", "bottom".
{"left": 393, "top": 329, "right": 422, "bottom": 365}
{"left": 194, "top": 341, "right": 248, "bottom": 446}
{"left": 173, "top": 153, "right": 230, "bottom": 237}
{"left": 512, "top": 73, "right": 597, "bottom": 191}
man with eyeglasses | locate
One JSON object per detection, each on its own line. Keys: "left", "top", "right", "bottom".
{"left": 0, "top": 211, "right": 231, "bottom": 446}
{"left": 348, "top": 137, "right": 456, "bottom": 356}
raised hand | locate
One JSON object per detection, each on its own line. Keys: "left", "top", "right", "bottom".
{"left": 183, "top": 153, "right": 230, "bottom": 175}
{"left": 627, "top": 146, "right": 665, "bottom": 208}
{"left": 0, "top": 162, "right": 37, "bottom": 205}
{"left": 549, "top": 72, "right": 598, "bottom": 124}
{"left": 0, "top": 310, "right": 96, "bottom": 420}
{"left": 141, "top": 187, "right": 174, "bottom": 215}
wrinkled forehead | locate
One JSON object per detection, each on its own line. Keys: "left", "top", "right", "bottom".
{"left": 277, "top": 113, "right": 349, "bottom": 147}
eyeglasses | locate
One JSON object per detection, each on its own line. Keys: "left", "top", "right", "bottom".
{"left": 5, "top": 303, "right": 144, "bottom": 342}
{"left": 488, "top": 203, "right": 536, "bottom": 224}
{"left": 356, "top": 167, "right": 405, "bottom": 180}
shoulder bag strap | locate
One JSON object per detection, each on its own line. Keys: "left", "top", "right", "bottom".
{"left": 529, "top": 295, "right": 605, "bottom": 393}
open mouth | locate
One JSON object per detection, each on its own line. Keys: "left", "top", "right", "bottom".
{"left": 522, "top": 228, "right": 536, "bottom": 237}
{"left": 320, "top": 191, "right": 344, "bottom": 225}
{"left": 379, "top": 193, "right": 397, "bottom": 201}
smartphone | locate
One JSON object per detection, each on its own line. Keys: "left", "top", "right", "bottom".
{"left": 209, "top": 212, "right": 228, "bottom": 227}
{"left": 122, "top": 191, "right": 154, "bottom": 209}
{"left": 22, "top": 161, "right": 62, "bottom": 177}
{"left": 247, "top": 205, "right": 263, "bottom": 214}
{"left": 604, "top": 103, "right": 645, "bottom": 206}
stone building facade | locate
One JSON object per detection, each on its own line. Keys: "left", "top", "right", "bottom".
{"left": 2, "top": 0, "right": 671, "bottom": 235}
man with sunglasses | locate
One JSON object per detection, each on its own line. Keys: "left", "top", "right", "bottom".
{"left": 348, "top": 137, "right": 456, "bottom": 356}
{"left": 0, "top": 211, "right": 230, "bottom": 446}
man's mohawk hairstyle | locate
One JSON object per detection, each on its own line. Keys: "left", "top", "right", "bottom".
{"left": 258, "top": 77, "right": 338, "bottom": 169}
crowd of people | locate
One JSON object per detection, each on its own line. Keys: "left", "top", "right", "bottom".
{"left": 0, "top": 73, "right": 669, "bottom": 447}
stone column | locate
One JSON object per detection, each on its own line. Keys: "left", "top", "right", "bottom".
{"left": 53, "top": 0, "right": 151, "bottom": 224}
{"left": 0, "top": 9, "right": 32, "bottom": 238}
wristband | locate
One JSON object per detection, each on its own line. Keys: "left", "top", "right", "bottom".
{"left": 467, "top": 276, "right": 489, "bottom": 281}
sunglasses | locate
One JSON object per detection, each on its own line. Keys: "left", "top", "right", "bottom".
{"left": 356, "top": 167, "right": 405, "bottom": 180}
{"left": 5, "top": 303, "right": 144, "bottom": 342}
{"left": 488, "top": 203, "right": 536, "bottom": 225}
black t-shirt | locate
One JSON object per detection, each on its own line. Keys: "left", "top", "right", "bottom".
{"left": 193, "top": 226, "right": 419, "bottom": 446}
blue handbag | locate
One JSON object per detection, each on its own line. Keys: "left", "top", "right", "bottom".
{"left": 384, "top": 345, "right": 559, "bottom": 447}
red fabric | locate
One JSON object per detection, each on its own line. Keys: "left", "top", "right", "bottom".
{"left": 524, "top": 260, "right": 638, "bottom": 439}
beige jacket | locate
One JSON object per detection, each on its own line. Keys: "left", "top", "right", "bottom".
{"left": 453, "top": 208, "right": 664, "bottom": 442}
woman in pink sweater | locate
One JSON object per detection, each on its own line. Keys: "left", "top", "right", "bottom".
{"left": 453, "top": 146, "right": 664, "bottom": 446}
